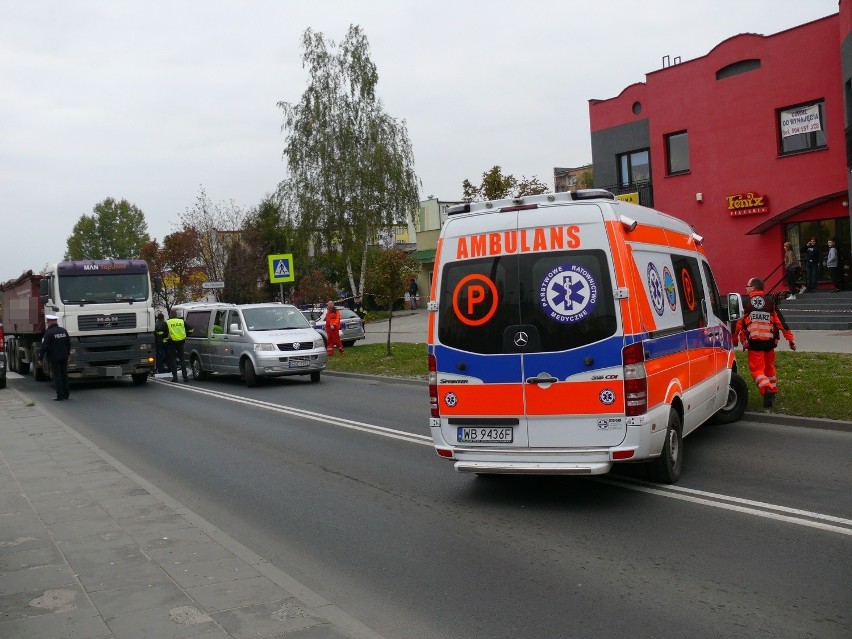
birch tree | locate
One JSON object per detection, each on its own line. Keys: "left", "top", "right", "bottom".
{"left": 278, "top": 25, "right": 420, "bottom": 297}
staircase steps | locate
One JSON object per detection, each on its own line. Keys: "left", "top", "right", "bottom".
{"left": 775, "top": 289, "right": 852, "bottom": 331}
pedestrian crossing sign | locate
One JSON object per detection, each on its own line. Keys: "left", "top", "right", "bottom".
{"left": 268, "top": 254, "right": 295, "bottom": 283}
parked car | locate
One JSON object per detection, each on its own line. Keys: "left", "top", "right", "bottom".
{"left": 309, "top": 306, "right": 366, "bottom": 347}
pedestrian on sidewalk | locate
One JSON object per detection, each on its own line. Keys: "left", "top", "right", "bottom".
{"left": 324, "top": 300, "right": 344, "bottom": 355}
{"left": 783, "top": 241, "right": 801, "bottom": 298}
{"left": 804, "top": 236, "right": 821, "bottom": 292}
{"left": 408, "top": 277, "right": 419, "bottom": 310}
{"left": 733, "top": 277, "right": 796, "bottom": 408}
{"left": 826, "top": 238, "right": 841, "bottom": 291}
{"left": 39, "top": 314, "right": 71, "bottom": 400}
{"left": 164, "top": 309, "right": 191, "bottom": 382}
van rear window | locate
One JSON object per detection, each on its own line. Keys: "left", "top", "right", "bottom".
{"left": 185, "top": 311, "right": 211, "bottom": 338}
{"left": 438, "top": 250, "right": 617, "bottom": 354}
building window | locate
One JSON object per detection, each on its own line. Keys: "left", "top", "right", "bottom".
{"left": 715, "top": 59, "right": 761, "bottom": 80}
{"left": 779, "top": 100, "right": 827, "bottom": 155}
{"left": 617, "top": 149, "right": 650, "bottom": 187}
{"left": 665, "top": 131, "right": 689, "bottom": 175}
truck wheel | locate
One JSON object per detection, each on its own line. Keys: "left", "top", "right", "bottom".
{"left": 310, "top": 371, "right": 321, "bottom": 383}
{"left": 649, "top": 409, "right": 683, "bottom": 484}
{"left": 131, "top": 373, "right": 148, "bottom": 385}
{"left": 7, "top": 339, "right": 18, "bottom": 373}
{"left": 710, "top": 372, "right": 748, "bottom": 425}
{"left": 32, "top": 347, "right": 47, "bottom": 381}
{"left": 244, "top": 359, "right": 258, "bottom": 387}
{"left": 0, "top": 377, "right": 6, "bottom": 390}
{"left": 191, "top": 355, "right": 208, "bottom": 381}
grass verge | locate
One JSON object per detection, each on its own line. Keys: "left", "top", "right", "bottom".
{"left": 327, "top": 344, "right": 852, "bottom": 422}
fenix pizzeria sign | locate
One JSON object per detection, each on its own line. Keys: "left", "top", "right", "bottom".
{"left": 727, "top": 191, "right": 769, "bottom": 217}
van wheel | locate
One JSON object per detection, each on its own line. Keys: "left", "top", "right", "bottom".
{"left": 342, "top": 340, "right": 355, "bottom": 348}
{"left": 244, "top": 359, "right": 258, "bottom": 387}
{"left": 310, "top": 371, "right": 321, "bottom": 383}
{"left": 710, "top": 372, "right": 748, "bottom": 425}
{"left": 649, "top": 410, "right": 683, "bottom": 484}
{"left": 191, "top": 355, "right": 208, "bottom": 381}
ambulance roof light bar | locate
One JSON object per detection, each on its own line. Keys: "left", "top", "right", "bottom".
{"left": 447, "top": 189, "right": 616, "bottom": 216}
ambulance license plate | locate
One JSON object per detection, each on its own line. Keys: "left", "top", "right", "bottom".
{"left": 457, "top": 427, "right": 513, "bottom": 444}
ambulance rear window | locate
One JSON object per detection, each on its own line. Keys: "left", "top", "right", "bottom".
{"left": 438, "top": 249, "right": 616, "bottom": 354}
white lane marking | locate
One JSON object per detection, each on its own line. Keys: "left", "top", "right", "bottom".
{"left": 599, "top": 478, "right": 852, "bottom": 536}
{"left": 161, "top": 380, "right": 851, "bottom": 536}
{"left": 160, "top": 379, "right": 433, "bottom": 446}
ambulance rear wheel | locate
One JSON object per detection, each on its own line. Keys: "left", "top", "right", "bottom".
{"left": 710, "top": 372, "right": 748, "bottom": 425}
{"left": 650, "top": 410, "right": 682, "bottom": 484}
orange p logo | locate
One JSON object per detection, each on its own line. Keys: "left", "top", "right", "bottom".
{"left": 452, "top": 275, "right": 498, "bottom": 326}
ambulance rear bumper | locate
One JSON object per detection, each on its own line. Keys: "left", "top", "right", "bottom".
{"left": 454, "top": 460, "right": 612, "bottom": 475}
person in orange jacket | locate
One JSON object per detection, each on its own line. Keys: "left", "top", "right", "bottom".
{"left": 733, "top": 277, "right": 796, "bottom": 408}
{"left": 324, "top": 300, "right": 344, "bottom": 355}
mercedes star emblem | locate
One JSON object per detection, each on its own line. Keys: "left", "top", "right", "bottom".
{"left": 514, "top": 331, "right": 529, "bottom": 347}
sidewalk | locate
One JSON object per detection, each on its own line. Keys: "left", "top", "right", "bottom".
{"left": 0, "top": 390, "right": 384, "bottom": 639}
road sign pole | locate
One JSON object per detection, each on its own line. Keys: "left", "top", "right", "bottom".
{"left": 279, "top": 283, "right": 284, "bottom": 303}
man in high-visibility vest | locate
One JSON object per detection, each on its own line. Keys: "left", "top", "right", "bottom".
{"left": 161, "top": 309, "right": 192, "bottom": 382}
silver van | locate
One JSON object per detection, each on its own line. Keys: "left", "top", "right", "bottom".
{"left": 175, "top": 302, "right": 327, "bottom": 386}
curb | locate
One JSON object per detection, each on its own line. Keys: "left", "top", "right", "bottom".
{"left": 742, "top": 410, "right": 852, "bottom": 432}
{"left": 324, "top": 370, "right": 426, "bottom": 387}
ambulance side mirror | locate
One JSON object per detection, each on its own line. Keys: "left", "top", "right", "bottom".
{"left": 726, "top": 293, "right": 743, "bottom": 322}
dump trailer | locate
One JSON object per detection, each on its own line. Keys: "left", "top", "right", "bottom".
{"left": 1, "top": 261, "right": 156, "bottom": 385}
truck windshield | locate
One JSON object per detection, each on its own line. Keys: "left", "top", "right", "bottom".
{"left": 59, "top": 273, "right": 150, "bottom": 304}
{"left": 242, "top": 307, "right": 311, "bottom": 331}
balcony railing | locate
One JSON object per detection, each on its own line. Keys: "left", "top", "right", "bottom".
{"left": 597, "top": 180, "right": 654, "bottom": 208}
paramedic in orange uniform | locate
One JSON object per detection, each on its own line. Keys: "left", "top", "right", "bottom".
{"left": 733, "top": 277, "right": 796, "bottom": 408}
{"left": 324, "top": 300, "right": 344, "bottom": 355}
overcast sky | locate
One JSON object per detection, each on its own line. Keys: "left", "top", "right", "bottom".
{"left": 0, "top": 0, "right": 837, "bottom": 280}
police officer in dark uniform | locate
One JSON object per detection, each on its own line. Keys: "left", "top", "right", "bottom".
{"left": 39, "top": 314, "right": 71, "bottom": 401}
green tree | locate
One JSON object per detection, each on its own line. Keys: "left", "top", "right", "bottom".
{"left": 461, "top": 166, "right": 550, "bottom": 202}
{"left": 242, "top": 196, "right": 295, "bottom": 302}
{"left": 65, "top": 197, "right": 151, "bottom": 260}
{"left": 580, "top": 169, "right": 594, "bottom": 189}
{"left": 278, "top": 25, "right": 420, "bottom": 299}
{"left": 366, "top": 247, "right": 419, "bottom": 355}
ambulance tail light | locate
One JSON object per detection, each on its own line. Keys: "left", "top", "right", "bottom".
{"left": 428, "top": 354, "right": 439, "bottom": 417}
{"left": 622, "top": 342, "right": 648, "bottom": 416}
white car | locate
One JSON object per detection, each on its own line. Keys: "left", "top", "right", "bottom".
{"left": 310, "top": 307, "right": 366, "bottom": 347}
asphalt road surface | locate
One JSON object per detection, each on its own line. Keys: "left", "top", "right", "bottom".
{"left": 8, "top": 372, "right": 851, "bottom": 639}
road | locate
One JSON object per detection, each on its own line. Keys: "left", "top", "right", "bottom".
{"left": 7, "top": 372, "right": 852, "bottom": 639}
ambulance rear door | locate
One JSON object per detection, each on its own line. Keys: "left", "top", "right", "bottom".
{"left": 434, "top": 209, "right": 531, "bottom": 448}
{"left": 515, "top": 204, "right": 626, "bottom": 448}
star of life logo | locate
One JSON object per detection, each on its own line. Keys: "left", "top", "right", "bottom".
{"left": 647, "top": 262, "right": 665, "bottom": 316}
{"left": 539, "top": 263, "right": 598, "bottom": 324}
{"left": 751, "top": 296, "right": 765, "bottom": 309}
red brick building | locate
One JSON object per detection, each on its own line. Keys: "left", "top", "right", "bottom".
{"left": 589, "top": 4, "right": 852, "bottom": 293}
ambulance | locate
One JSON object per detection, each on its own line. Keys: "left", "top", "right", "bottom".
{"left": 427, "top": 190, "right": 747, "bottom": 483}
